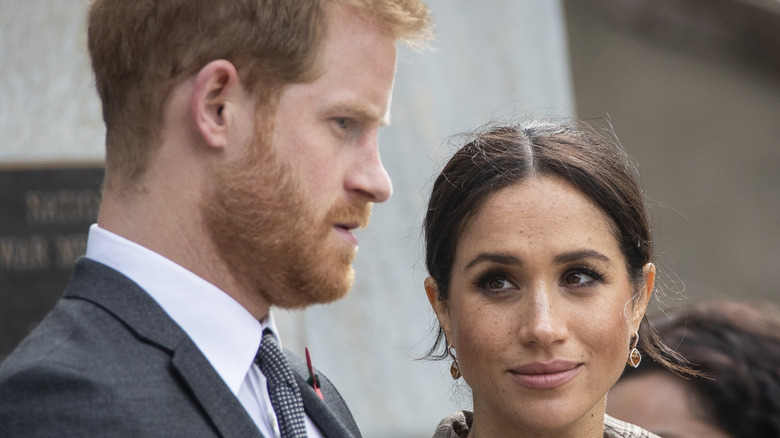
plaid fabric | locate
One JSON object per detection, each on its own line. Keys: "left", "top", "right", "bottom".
{"left": 432, "top": 411, "right": 471, "bottom": 438}
{"left": 432, "top": 411, "right": 660, "bottom": 438}
{"left": 604, "top": 415, "right": 661, "bottom": 438}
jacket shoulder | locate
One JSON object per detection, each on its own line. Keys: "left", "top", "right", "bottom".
{"left": 0, "top": 260, "right": 231, "bottom": 437}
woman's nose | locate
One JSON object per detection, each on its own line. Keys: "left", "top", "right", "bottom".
{"left": 518, "top": 285, "right": 568, "bottom": 347}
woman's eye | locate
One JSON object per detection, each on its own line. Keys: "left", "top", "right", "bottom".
{"left": 476, "top": 273, "right": 517, "bottom": 294}
{"left": 564, "top": 272, "right": 592, "bottom": 285}
{"left": 562, "top": 269, "right": 602, "bottom": 287}
{"left": 486, "top": 277, "right": 512, "bottom": 289}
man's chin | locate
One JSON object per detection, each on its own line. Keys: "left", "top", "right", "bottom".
{"left": 269, "top": 264, "right": 355, "bottom": 309}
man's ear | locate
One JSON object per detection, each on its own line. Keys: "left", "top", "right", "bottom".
{"left": 630, "top": 263, "right": 656, "bottom": 332}
{"left": 425, "top": 276, "right": 453, "bottom": 346}
{"left": 190, "top": 60, "right": 248, "bottom": 149}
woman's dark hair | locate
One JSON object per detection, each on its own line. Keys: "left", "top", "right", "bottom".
{"left": 619, "top": 300, "right": 780, "bottom": 437}
{"left": 423, "top": 118, "right": 690, "bottom": 375}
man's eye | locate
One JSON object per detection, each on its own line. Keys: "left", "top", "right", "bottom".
{"left": 336, "top": 118, "right": 349, "bottom": 129}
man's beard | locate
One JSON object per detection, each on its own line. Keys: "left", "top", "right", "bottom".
{"left": 203, "top": 127, "right": 371, "bottom": 309}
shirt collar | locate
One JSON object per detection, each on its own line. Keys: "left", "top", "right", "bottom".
{"left": 85, "top": 223, "right": 281, "bottom": 395}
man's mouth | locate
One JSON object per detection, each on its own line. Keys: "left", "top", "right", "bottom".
{"left": 333, "top": 223, "right": 359, "bottom": 246}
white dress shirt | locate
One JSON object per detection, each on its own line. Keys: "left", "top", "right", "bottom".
{"left": 85, "top": 224, "right": 323, "bottom": 438}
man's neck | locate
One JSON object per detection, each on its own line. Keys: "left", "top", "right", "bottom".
{"left": 97, "top": 184, "right": 271, "bottom": 322}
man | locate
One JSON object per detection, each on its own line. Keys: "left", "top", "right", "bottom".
{"left": 0, "top": 1, "right": 430, "bottom": 437}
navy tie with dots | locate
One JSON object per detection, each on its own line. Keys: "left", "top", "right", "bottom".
{"left": 255, "top": 330, "right": 308, "bottom": 438}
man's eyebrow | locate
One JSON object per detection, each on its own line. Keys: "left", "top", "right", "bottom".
{"left": 326, "top": 101, "right": 391, "bottom": 126}
{"left": 553, "top": 249, "right": 611, "bottom": 265}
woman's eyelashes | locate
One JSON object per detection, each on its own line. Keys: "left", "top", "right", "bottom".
{"left": 560, "top": 263, "right": 606, "bottom": 288}
{"left": 474, "top": 269, "right": 518, "bottom": 296}
{"left": 472, "top": 263, "right": 607, "bottom": 296}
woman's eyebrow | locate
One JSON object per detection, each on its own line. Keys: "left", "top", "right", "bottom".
{"left": 553, "top": 249, "right": 611, "bottom": 265}
{"left": 465, "top": 253, "right": 521, "bottom": 270}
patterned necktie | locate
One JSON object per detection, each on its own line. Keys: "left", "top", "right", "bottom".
{"left": 255, "top": 330, "right": 308, "bottom": 438}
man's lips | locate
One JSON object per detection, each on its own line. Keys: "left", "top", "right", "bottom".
{"left": 334, "top": 222, "right": 359, "bottom": 246}
{"left": 508, "top": 360, "right": 583, "bottom": 389}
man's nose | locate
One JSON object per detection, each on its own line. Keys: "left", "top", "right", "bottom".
{"left": 345, "top": 136, "right": 393, "bottom": 203}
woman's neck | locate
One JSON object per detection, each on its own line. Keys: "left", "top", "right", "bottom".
{"left": 469, "top": 405, "right": 605, "bottom": 438}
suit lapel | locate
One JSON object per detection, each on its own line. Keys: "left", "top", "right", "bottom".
{"left": 298, "top": 378, "right": 358, "bottom": 438}
{"left": 66, "top": 259, "right": 263, "bottom": 438}
{"left": 172, "top": 341, "right": 263, "bottom": 437}
{"left": 285, "top": 351, "right": 362, "bottom": 438}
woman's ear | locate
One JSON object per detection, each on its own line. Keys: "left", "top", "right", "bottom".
{"left": 630, "top": 263, "right": 656, "bottom": 332}
{"left": 190, "top": 59, "right": 249, "bottom": 150}
{"left": 425, "top": 276, "right": 453, "bottom": 344}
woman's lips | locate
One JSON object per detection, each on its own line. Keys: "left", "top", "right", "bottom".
{"left": 509, "top": 361, "right": 583, "bottom": 389}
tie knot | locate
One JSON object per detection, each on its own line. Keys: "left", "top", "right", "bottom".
{"left": 256, "top": 331, "right": 294, "bottom": 386}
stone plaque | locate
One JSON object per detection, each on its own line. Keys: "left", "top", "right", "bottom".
{"left": 0, "top": 166, "right": 104, "bottom": 360}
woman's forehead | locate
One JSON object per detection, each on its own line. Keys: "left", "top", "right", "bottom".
{"left": 454, "top": 177, "right": 621, "bottom": 262}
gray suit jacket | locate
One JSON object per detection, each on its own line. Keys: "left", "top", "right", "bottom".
{"left": 0, "top": 258, "right": 362, "bottom": 438}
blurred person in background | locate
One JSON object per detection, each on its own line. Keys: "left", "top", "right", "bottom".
{"left": 607, "top": 300, "right": 780, "bottom": 437}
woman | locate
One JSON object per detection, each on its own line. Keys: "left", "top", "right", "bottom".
{"left": 423, "top": 119, "right": 692, "bottom": 437}
{"left": 607, "top": 300, "right": 780, "bottom": 437}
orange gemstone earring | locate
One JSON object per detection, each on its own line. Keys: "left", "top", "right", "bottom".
{"left": 447, "top": 344, "right": 462, "bottom": 379}
{"left": 628, "top": 332, "right": 642, "bottom": 368}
